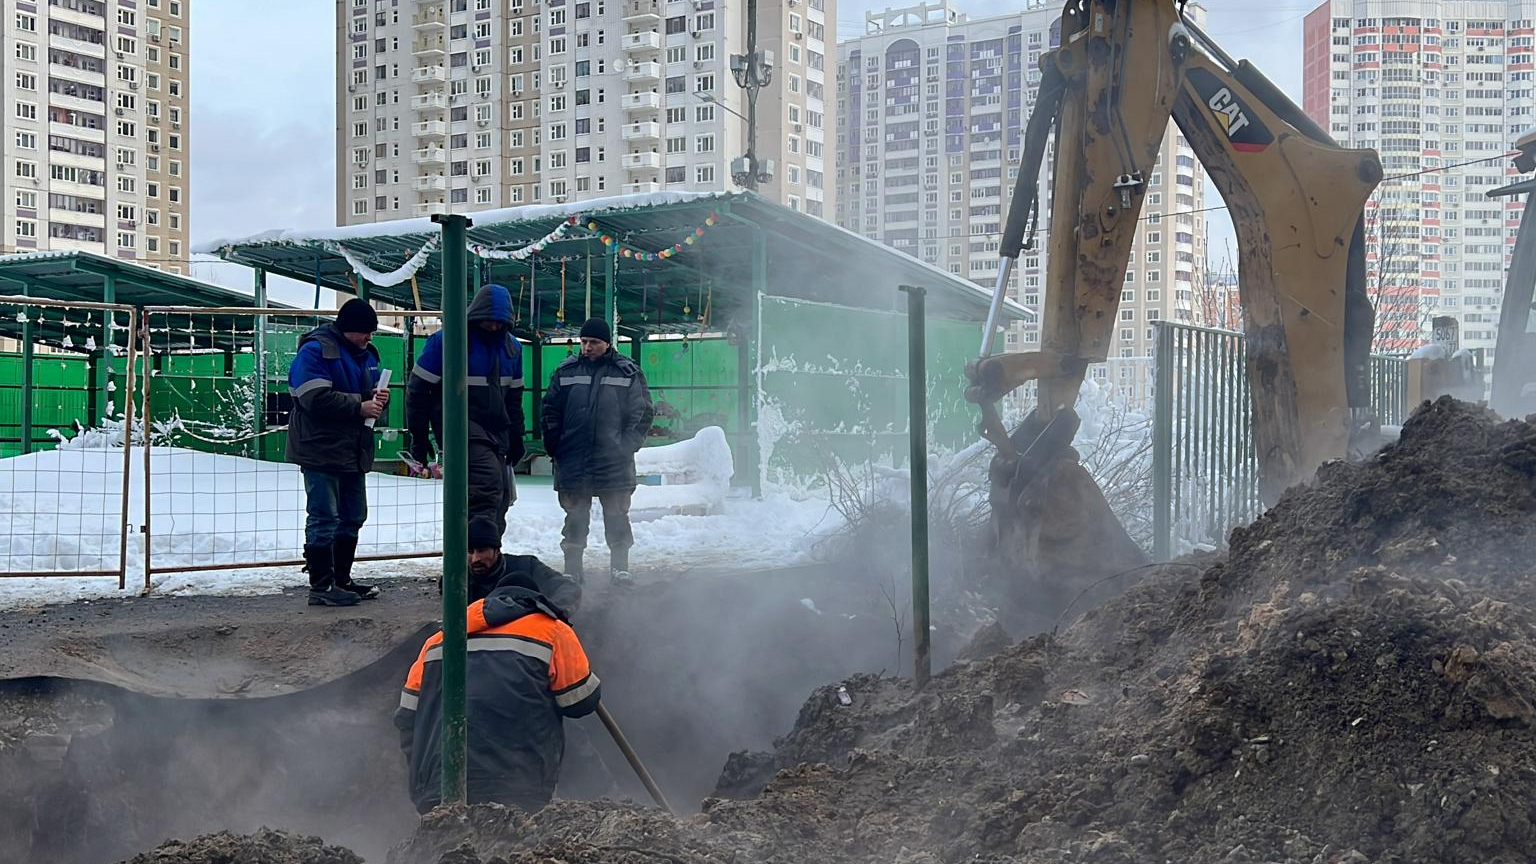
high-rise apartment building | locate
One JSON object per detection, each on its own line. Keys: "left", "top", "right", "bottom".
{"left": 1304, "top": 0, "right": 1533, "bottom": 359}
{"left": 2, "top": 0, "right": 191, "bottom": 270}
{"left": 336, "top": 0, "right": 833, "bottom": 226}
{"left": 835, "top": 1, "right": 1207, "bottom": 403}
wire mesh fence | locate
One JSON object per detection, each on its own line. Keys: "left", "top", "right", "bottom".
{"left": 0, "top": 296, "right": 137, "bottom": 582}
{"left": 138, "top": 307, "right": 447, "bottom": 584}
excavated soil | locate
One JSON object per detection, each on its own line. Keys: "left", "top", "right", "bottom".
{"left": 120, "top": 829, "right": 364, "bottom": 864}
{"left": 361, "top": 398, "right": 1536, "bottom": 864}
{"left": 110, "top": 398, "right": 1536, "bottom": 863}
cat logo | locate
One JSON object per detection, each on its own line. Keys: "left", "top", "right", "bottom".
{"left": 1187, "top": 67, "right": 1274, "bottom": 153}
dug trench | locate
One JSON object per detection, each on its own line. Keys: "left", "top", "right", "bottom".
{"left": 0, "top": 559, "right": 976, "bottom": 864}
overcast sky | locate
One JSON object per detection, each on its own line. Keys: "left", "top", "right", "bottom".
{"left": 190, "top": 1, "right": 1322, "bottom": 254}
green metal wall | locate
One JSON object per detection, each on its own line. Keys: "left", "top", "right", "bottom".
{"left": 756, "top": 295, "right": 979, "bottom": 484}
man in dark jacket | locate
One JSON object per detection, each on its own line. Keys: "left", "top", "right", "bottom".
{"left": 458, "top": 514, "right": 583, "bottom": 613}
{"left": 407, "top": 284, "right": 526, "bottom": 536}
{"left": 541, "top": 317, "right": 654, "bottom": 583}
{"left": 394, "top": 516, "right": 600, "bottom": 814}
{"left": 286, "top": 298, "right": 388, "bottom": 607}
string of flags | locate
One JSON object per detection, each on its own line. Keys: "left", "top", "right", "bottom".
{"left": 590, "top": 210, "right": 722, "bottom": 262}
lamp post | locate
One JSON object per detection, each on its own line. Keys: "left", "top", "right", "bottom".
{"left": 729, "top": 0, "right": 774, "bottom": 190}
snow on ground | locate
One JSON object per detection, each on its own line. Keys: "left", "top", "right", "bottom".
{"left": 0, "top": 443, "right": 838, "bottom": 607}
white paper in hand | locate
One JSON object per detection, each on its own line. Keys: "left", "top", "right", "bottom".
{"left": 365, "top": 368, "right": 392, "bottom": 429}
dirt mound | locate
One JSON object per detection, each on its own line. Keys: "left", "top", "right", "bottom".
{"left": 117, "top": 828, "right": 363, "bottom": 864}
{"left": 138, "top": 399, "right": 1536, "bottom": 863}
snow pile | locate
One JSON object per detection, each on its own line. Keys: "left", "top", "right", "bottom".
{"left": 634, "top": 426, "right": 733, "bottom": 514}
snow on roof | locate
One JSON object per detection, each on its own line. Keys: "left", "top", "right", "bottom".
{"left": 195, "top": 191, "right": 731, "bottom": 254}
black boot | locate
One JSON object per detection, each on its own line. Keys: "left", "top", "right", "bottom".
{"left": 563, "top": 550, "right": 584, "bottom": 579}
{"left": 331, "top": 535, "right": 379, "bottom": 600}
{"left": 610, "top": 548, "right": 633, "bottom": 586}
{"left": 305, "top": 544, "right": 360, "bottom": 607}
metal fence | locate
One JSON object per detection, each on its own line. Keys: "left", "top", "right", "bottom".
{"left": 1151, "top": 321, "right": 1410, "bottom": 559}
{"left": 0, "top": 296, "right": 138, "bottom": 584}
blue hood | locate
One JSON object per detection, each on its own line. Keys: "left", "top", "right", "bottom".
{"left": 468, "top": 284, "right": 514, "bottom": 326}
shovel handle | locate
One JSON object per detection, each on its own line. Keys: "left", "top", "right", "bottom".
{"left": 595, "top": 703, "right": 674, "bottom": 815}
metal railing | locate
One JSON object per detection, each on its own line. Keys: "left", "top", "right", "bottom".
{"left": 1151, "top": 321, "right": 1409, "bottom": 559}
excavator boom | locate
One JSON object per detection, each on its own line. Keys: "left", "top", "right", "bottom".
{"left": 969, "top": 0, "right": 1382, "bottom": 590}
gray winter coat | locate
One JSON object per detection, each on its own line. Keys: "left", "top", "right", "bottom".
{"left": 540, "top": 349, "right": 654, "bottom": 493}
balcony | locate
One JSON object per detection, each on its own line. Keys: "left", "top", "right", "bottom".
{"left": 413, "top": 175, "right": 446, "bottom": 191}
{"left": 411, "top": 92, "right": 446, "bottom": 111}
{"left": 624, "top": 181, "right": 662, "bottom": 195}
{"left": 622, "top": 31, "right": 662, "bottom": 53}
{"left": 412, "top": 7, "right": 447, "bottom": 28}
{"left": 49, "top": 62, "right": 106, "bottom": 88}
{"left": 621, "top": 121, "right": 661, "bottom": 142}
{"left": 622, "top": 0, "right": 661, "bottom": 23}
{"left": 411, "top": 65, "right": 446, "bottom": 83}
{"left": 412, "top": 36, "right": 446, "bottom": 56}
{"left": 413, "top": 119, "right": 448, "bottom": 137}
{"left": 622, "top": 61, "right": 662, "bottom": 84}
{"left": 622, "top": 152, "right": 662, "bottom": 170}
{"left": 414, "top": 202, "right": 445, "bottom": 216}
{"left": 412, "top": 147, "right": 447, "bottom": 164}
{"left": 621, "top": 91, "right": 661, "bottom": 113}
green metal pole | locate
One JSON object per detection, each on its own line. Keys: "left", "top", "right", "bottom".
{"left": 1152, "top": 322, "right": 1173, "bottom": 560}
{"left": 20, "top": 284, "right": 35, "bottom": 455}
{"left": 604, "top": 244, "right": 617, "bottom": 331}
{"left": 357, "top": 277, "right": 371, "bottom": 303}
{"left": 530, "top": 335, "right": 544, "bottom": 442}
{"left": 746, "top": 234, "right": 766, "bottom": 498}
{"left": 432, "top": 211, "right": 473, "bottom": 807}
{"left": 899, "top": 284, "right": 930, "bottom": 690}
{"left": 253, "top": 268, "right": 268, "bottom": 440}
{"left": 96, "top": 272, "right": 116, "bottom": 423}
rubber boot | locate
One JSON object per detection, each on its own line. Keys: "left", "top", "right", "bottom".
{"left": 564, "top": 550, "right": 584, "bottom": 580}
{"left": 331, "top": 535, "right": 379, "bottom": 600}
{"left": 305, "top": 545, "right": 360, "bottom": 607}
{"left": 610, "top": 548, "right": 633, "bottom": 587}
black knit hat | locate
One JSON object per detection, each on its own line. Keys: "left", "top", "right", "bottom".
{"left": 579, "top": 317, "right": 612, "bottom": 344}
{"left": 336, "top": 298, "right": 378, "bottom": 334}
{"left": 468, "top": 515, "right": 502, "bottom": 551}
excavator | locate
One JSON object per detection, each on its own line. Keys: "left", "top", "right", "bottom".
{"left": 964, "top": 0, "right": 1384, "bottom": 587}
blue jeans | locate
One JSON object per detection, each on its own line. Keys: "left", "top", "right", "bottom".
{"left": 302, "top": 468, "right": 368, "bottom": 547}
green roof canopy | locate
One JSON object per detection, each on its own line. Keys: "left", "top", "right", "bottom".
{"left": 204, "top": 191, "right": 1031, "bottom": 341}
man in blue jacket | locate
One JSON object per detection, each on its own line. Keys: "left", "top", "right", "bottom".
{"left": 542, "top": 317, "right": 654, "bottom": 583}
{"left": 286, "top": 298, "right": 389, "bottom": 607}
{"left": 407, "top": 284, "right": 526, "bottom": 537}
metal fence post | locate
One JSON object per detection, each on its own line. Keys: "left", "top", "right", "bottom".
{"left": 253, "top": 269, "right": 268, "bottom": 440}
{"left": 19, "top": 287, "right": 35, "bottom": 455}
{"left": 1152, "top": 322, "right": 1174, "bottom": 560}
{"left": 899, "top": 284, "right": 930, "bottom": 690}
{"left": 432, "top": 212, "right": 472, "bottom": 807}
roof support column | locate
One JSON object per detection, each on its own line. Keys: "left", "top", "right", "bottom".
{"left": 93, "top": 271, "right": 117, "bottom": 426}
{"left": 20, "top": 283, "right": 35, "bottom": 455}
{"left": 253, "top": 268, "right": 268, "bottom": 441}
{"left": 742, "top": 230, "right": 766, "bottom": 498}
{"left": 604, "top": 242, "right": 617, "bottom": 331}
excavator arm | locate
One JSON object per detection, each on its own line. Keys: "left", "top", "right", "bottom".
{"left": 968, "top": 0, "right": 1382, "bottom": 591}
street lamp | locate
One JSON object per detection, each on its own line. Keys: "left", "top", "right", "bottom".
{"left": 728, "top": 0, "right": 774, "bottom": 190}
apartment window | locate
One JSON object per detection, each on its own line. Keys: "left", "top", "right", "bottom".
{"left": 15, "top": 42, "right": 36, "bottom": 62}
{"left": 169, "top": 54, "right": 181, "bottom": 71}
{"left": 15, "top": 132, "right": 36, "bottom": 150}
{"left": 169, "top": 1, "right": 181, "bottom": 16}
{"left": 117, "top": 231, "right": 136, "bottom": 249}
{"left": 695, "top": 105, "right": 713, "bottom": 122}
{"left": 474, "top": 22, "right": 491, "bottom": 39}
{"left": 16, "top": 190, "right": 36, "bottom": 210}
{"left": 511, "top": 186, "right": 524, "bottom": 203}
{"left": 15, "top": 13, "right": 35, "bottom": 32}
{"left": 665, "top": 15, "right": 686, "bottom": 34}
{"left": 550, "top": 94, "right": 567, "bottom": 112}
{"left": 474, "top": 158, "right": 492, "bottom": 177}
{"left": 120, "top": 176, "right": 138, "bottom": 194}
{"left": 696, "top": 165, "right": 715, "bottom": 184}
{"left": 666, "top": 166, "right": 685, "bottom": 184}
{"left": 695, "top": 134, "right": 714, "bottom": 153}
{"left": 476, "top": 187, "right": 493, "bottom": 205}
{"left": 696, "top": 74, "right": 715, "bottom": 92}
{"left": 353, "top": 121, "right": 368, "bottom": 137}
{"left": 16, "top": 72, "right": 36, "bottom": 91}
{"left": 352, "top": 173, "right": 368, "bottom": 190}
{"left": 16, "top": 220, "right": 36, "bottom": 239}
{"left": 666, "top": 136, "right": 686, "bottom": 154}
{"left": 695, "top": 12, "right": 714, "bottom": 30}
{"left": 14, "top": 102, "right": 36, "bottom": 121}
{"left": 15, "top": 161, "right": 36, "bottom": 180}
{"left": 116, "top": 147, "right": 135, "bottom": 166}
{"left": 168, "top": 26, "right": 182, "bottom": 43}
{"left": 353, "top": 199, "right": 368, "bottom": 216}
{"left": 696, "top": 44, "right": 715, "bottom": 63}
{"left": 665, "top": 75, "right": 686, "bottom": 94}
{"left": 117, "top": 121, "right": 136, "bottom": 137}
{"left": 550, "top": 37, "right": 567, "bottom": 54}
{"left": 667, "top": 46, "right": 686, "bottom": 64}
